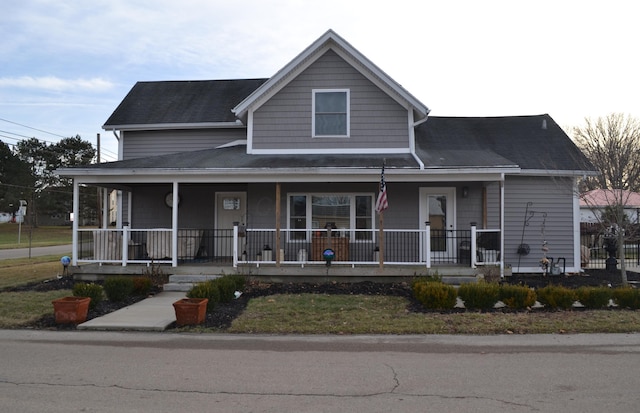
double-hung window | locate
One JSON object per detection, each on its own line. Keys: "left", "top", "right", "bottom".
{"left": 288, "top": 194, "right": 373, "bottom": 241}
{"left": 312, "top": 89, "right": 349, "bottom": 137}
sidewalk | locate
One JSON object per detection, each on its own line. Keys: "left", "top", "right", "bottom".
{"left": 77, "top": 291, "right": 186, "bottom": 331}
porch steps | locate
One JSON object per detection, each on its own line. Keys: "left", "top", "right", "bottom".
{"left": 163, "top": 275, "right": 222, "bottom": 292}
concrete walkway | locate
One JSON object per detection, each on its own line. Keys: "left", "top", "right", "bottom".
{"left": 77, "top": 291, "right": 186, "bottom": 331}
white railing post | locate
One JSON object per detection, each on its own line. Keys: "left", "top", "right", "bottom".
{"left": 425, "top": 221, "right": 431, "bottom": 268}
{"left": 470, "top": 222, "right": 477, "bottom": 268}
{"left": 233, "top": 222, "right": 239, "bottom": 268}
{"left": 122, "top": 225, "right": 129, "bottom": 266}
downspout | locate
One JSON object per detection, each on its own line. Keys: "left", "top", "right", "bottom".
{"left": 411, "top": 110, "right": 430, "bottom": 170}
{"left": 112, "top": 129, "right": 124, "bottom": 229}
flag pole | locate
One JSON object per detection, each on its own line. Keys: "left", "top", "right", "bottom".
{"left": 378, "top": 207, "right": 384, "bottom": 268}
{"left": 376, "top": 159, "right": 387, "bottom": 269}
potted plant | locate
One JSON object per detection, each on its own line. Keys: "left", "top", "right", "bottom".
{"left": 52, "top": 296, "right": 91, "bottom": 324}
{"left": 173, "top": 298, "right": 209, "bottom": 326}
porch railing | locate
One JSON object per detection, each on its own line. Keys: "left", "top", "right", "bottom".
{"left": 74, "top": 224, "right": 501, "bottom": 269}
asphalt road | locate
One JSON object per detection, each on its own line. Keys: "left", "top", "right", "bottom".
{"left": 0, "top": 244, "right": 72, "bottom": 260}
{"left": 1, "top": 331, "right": 639, "bottom": 412}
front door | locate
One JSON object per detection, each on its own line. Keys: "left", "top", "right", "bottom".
{"left": 419, "top": 187, "right": 456, "bottom": 262}
{"left": 215, "top": 192, "right": 247, "bottom": 259}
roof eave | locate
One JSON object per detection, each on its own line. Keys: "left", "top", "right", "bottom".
{"left": 101, "top": 121, "right": 245, "bottom": 131}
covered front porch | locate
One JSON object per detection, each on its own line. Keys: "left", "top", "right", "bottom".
{"left": 64, "top": 163, "right": 509, "bottom": 279}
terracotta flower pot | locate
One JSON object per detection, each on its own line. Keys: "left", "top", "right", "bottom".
{"left": 173, "top": 298, "right": 208, "bottom": 326}
{"left": 52, "top": 296, "right": 91, "bottom": 324}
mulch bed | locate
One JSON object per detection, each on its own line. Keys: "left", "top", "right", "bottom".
{"left": 8, "top": 268, "right": 639, "bottom": 330}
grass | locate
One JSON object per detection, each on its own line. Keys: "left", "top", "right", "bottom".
{"left": 0, "top": 224, "right": 72, "bottom": 249}
{"left": 221, "top": 293, "right": 640, "bottom": 335}
{"left": 0, "top": 289, "right": 72, "bottom": 328}
{"left": 0, "top": 255, "right": 66, "bottom": 290}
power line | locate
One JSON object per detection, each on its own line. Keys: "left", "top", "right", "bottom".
{"left": 0, "top": 122, "right": 119, "bottom": 162}
{"left": 0, "top": 117, "right": 68, "bottom": 139}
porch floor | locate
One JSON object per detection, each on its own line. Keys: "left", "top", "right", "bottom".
{"left": 72, "top": 262, "right": 500, "bottom": 283}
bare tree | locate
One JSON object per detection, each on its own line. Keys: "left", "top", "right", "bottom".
{"left": 574, "top": 114, "right": 640, "bottom": 286}
{"left": 573, "top": 113, "right": 640, "bottom": 191}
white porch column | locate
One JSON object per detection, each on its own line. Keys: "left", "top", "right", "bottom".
{"left": 499, "top": 174, "right": 505, "bottom": 277}
{"left": 71, "top": 180, "right": 79, "bottom": 266}
{"left": 171, "top": 181, "right": 179, "bottom": 267}
{"left": 102, "top": 187, "right": 109, "bottom": 228}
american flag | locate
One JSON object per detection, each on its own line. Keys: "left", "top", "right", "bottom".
{"left": 375, "top": 164, "right": 388, "bottom": 213}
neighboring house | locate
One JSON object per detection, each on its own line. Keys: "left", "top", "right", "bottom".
{"left": 58, "top": 30, "right": 596, "bottom": 276}
{"left": 580, "top": 189, "right": 640, "bottom": 224}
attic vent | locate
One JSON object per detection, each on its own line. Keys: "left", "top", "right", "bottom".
{"left": 541, "top": 119, "right": 547, "bottom": 130}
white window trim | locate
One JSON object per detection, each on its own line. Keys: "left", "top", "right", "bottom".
{"left": 287, "top": 193, "right": 374, "bottom": 242}
{"left": 312, "top": 89, "right": 350, "bottom": 138}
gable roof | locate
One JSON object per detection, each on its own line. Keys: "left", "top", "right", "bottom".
{"left": 232, "top": 29, "right": 429, "bottom": 124}
{"left": 102, "top": 79, "right": 267, "bottom": 130}
{"left": 417, "top": 114, "right": 597, "bottom": 173}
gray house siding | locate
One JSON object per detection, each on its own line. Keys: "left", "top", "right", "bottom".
{"left": 488, "top": 176, "right": 576, "bottom": 271}
{"left": 122, "top": 129, "right": 246, "bottom": 160}
{"left": 251, "top": 50, "right": 409, "bottom": 151}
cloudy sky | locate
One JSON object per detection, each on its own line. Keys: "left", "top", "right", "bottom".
{"left": 1, "top": 0, "right": 638, "bottom": 162}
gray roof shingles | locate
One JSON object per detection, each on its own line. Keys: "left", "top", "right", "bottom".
{"left": 416, "top": 115, "right": 596, "bottom": 172}
{"left": 103, "top": 79, "right": 268, "bottom": 126}
{"left": 96, "top": 78, "right": 595, "bottom": 174}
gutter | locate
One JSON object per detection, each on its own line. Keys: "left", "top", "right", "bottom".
{"left": 410, "top": 110, "right": 430, "bottom": 170}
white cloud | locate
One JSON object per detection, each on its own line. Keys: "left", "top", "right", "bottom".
{"left": 0, "top": 76, "right": 114, "bottom": 92}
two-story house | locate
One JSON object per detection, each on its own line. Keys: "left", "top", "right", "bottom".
{"left": 58, "top": 30, "right": 596, "bottom": 278}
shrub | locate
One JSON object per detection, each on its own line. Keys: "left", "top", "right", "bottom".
{"left": 141, "top": 264, "right": 168, "bottom": 288}
{"left": 188, "top": 281, "right": 220, "bottom": 312}
{"left": 576, "top": 286, "right": 612, "bottom": 309}
{"left": 412, "top": 281, "right": 457, "bottom": 310}
{"left": 612, "top": 287, "right": 640, "bottom": 310}
{"left": 458, "top": 281, "right": 500, "bottom": 310}
{"left": 132, "top": 276, "right": 153, "bottom": 296}
{"left": 72, "top": 282, "right": 104, "bottom": 310}
{"left": 536, "top": 285, "right": 577, "bottom": 310}
{"left": 187, "top": 275, "right": 246, "bottom": 312}
{"left": 103, "top": 276, "right": 135, "bottom": 302}
{"left": 499, "top": 284, "right": 536, "bottom": 310}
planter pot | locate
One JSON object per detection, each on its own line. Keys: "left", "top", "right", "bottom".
{"left": 52, "top": 296, "right": 91, "bottom": 324}
{"left": 173, "top": 298, "right": 208, "bottom": 326}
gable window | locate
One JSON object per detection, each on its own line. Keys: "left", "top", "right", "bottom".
{"left": 312, "top": 89, "right": 349, "bottom": 137}
{"left": 288, "top": 193, "right": 373, "bottom": 241}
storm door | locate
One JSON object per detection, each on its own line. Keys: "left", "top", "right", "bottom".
{"left": 215, "top": 192, "right": 247, "bottom": 260}
{"left": 419, "top": 187, "right": 456, "bottom": 262}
